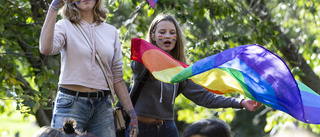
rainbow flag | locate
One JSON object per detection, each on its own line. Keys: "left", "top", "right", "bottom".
{"left": 131, "top": 38, "right": 320, "bottom": 124}
{"left": 147, "top": 0, "right": 158, "bottom": 9}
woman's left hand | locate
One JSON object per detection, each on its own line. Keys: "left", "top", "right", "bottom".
{"left": 128, "top": 118, "right": 138, "bottom": 137}
{"left": 240, "top": 99, "right": 262, "bottom": 112}
{"left": 127, "top": 109, "right": 139, "bottom": 137}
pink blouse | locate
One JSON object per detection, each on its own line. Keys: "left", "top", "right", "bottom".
{"left": 51, "top": 19, "right": 124, "bottom": 90}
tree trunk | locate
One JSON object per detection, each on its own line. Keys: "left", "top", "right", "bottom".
{"left": 35, "top": 107, "right": 52, "bottom": 126}
{"left": 245, "top": 0, "right": 320, "bottom": 94}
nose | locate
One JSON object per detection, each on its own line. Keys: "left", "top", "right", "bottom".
{"left": 164, "top": 34, "right": 170, "bottom": 39}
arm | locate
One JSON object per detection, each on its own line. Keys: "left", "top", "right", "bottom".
{"left": 182, "top": 79, "right": 262, "bottom": 111}
{"left": 181, "top": 79, "right": 243, "bottom": 108}
{"left": 114, "top": 81, "right": 138, "bottom": 137}
{"left": 39, "top": 0, "right": 64, "bottom": 55}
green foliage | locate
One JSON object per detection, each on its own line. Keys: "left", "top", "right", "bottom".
{"left": 1, "top": 0, "right": 56, "bottom": 116}
{"left": 175, "top": 95, "right": 215, "bottom": 124}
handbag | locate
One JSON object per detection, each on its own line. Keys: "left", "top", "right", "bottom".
{"left": 75, "top": 24, "right": 126, "bottom": 131}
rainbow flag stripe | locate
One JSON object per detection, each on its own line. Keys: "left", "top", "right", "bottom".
{"left": 158, "top": 36, "right": 163, "bottom": 41}
{"left": 173, "top": 36, "right": 177, "bottom": 42}
{"left": 131, "top": 38, "right": 320, "bottom": 124}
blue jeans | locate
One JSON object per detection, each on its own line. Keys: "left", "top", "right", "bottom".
{"left": 51, "top": 91, "right": 115, "bottom": 137}
{"left": 126, "top": 120, "right": 179, "bottom": 137}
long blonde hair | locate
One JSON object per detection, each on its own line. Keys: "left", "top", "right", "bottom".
{"left": 146, "top": 14, "right": 187, "bottom": 63}
{"left": 61, "top": 0, "right": 108, "bottom": 25}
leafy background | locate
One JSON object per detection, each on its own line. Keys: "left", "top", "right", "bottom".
{"left": 1, "top": 0, "right": 320, "bottom": 136}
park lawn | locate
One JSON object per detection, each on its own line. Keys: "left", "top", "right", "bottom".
{"left": 0, "top": 110, "right": 39, "bottom": 137}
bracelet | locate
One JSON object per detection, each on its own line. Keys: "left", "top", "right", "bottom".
{"left": 50, "top": 5, "right": 59, "bottom": 11}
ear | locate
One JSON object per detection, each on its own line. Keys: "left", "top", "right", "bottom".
{"left": 151, "top": 33, "right": 155, "bottom": 41}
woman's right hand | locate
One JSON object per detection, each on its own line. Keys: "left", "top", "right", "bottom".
{"left": 240, "top": 99, "right": 262, "bottom": 112}
{"left": 51, "top": 0, "right": 65, "bottom": 10}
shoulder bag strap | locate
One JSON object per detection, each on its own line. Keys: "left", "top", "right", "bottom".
{"left": 75, "top": 23, "right": 117, "bottom": 104}
{"left": 131, "top": 71, "right": 149, "bottom": 106}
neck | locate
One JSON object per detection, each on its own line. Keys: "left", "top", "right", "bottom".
{"left": 81, "top": 10, "right": 94, "bottom": 24}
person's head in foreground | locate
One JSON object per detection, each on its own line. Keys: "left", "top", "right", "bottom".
{"left": 33, "top": 118, "right": 97, "bottom": 137}
{"left": 182, "top": 119, "right": 231, "bottom": 137}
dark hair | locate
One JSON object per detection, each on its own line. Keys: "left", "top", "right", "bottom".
{"left": 33, "top": 119, "right": 97, "bottom": 137}
{"left": 182, "top": 119, "right": 231, "bottom": 137}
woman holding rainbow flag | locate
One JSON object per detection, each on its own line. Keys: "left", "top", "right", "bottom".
{"left": 128, "top": 14, "right": 262, "bottom": 137}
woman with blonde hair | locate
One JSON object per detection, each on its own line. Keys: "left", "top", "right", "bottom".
{"left": 39, "top": 0, "right": 138, "bottom": 136}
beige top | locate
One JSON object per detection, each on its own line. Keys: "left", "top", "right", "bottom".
{"left": 51, "top": 19, "right": 124, "bottom": 91}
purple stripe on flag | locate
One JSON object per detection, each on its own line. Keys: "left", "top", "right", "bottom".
{"left": 218, "top": 58, "right": 288, "bottom": 113}
{"left": 147, "top": 0, "right": 157, "bottom": 9}
{"left": 237, "top": 45, "right": 304, "bottom": 121}
{"left": 303, "top": 106, "right": 320, "bottom": 124}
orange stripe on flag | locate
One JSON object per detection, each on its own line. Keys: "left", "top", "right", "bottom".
{"left": 142, "top": 49, "right": 183, "bottom": 72}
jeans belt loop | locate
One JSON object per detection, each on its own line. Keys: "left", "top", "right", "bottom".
{"left": 75, "top": 92, "right": 79, "bottom": 100}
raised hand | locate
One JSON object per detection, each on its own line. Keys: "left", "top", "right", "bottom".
{"left": 240, "top": 99, "right": 262, "bottom": 112}
{"left": 50, "top": 0, "right": 65, "bottom": 11}
{"left": 127, "top": 109, "right": 139, "bottom": 137}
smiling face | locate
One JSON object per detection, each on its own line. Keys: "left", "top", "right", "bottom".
{"left": 152, "top": 21, "right": 177, "bottom": 53}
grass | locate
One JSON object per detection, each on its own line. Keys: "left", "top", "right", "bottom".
{"left": 0, "top": 110, "right": 40, "bottom": 137}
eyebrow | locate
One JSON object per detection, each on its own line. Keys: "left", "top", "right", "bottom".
{"left": 158, "top": 29, "right": 176, "bottom": 31}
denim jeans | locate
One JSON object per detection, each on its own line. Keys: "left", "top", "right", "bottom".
{"left": 126, "top": 120, "right": 179, "bottom": 137}
{"left": 51, "top": 91, "right": 115, "bottom": 137}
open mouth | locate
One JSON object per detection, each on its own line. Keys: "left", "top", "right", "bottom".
{"left": 164, "top": 41, "right": 171, "bottom": 44}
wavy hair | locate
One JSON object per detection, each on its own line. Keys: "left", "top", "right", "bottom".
{"left": 61, "top": 0, "right": 108, "bottom": 25}
{"left": 146, "top": 14, "right": 186, "bottom": 64}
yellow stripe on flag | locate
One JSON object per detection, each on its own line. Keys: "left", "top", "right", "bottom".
{"left": 191, "top": 68, "right": 246, "bottom": 95}
{"left": 152, "top": 66, "right": 185, "bottom": 83}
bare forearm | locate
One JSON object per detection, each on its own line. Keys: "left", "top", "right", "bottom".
{"left": 39, "top": 7, "right": 59, "bottom": 55}
{"left": 114, "top": 81, "right": 138, "bottom": 136}
{"left": 113, "top": 81, "right": 135, "bottom": 114}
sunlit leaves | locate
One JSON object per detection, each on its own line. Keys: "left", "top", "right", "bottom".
{"left": 147, "top": 8, "right": 154, "bottom": 17}
{"left": 175, "top": 95, "right": 215, "bottom": 124}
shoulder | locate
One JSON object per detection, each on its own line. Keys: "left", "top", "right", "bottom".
{"left": 98, "top": 22, "right": 117, "bottom": 31}
{"left": 56, "top": 19, "right": 72, "bottom": 25}
{"left": 131, "top": 61, "right": 146, "bottom": 73}
{"left": 56, "top": 19, "right": 73, "bottom": 30}
{"left": 131, "top": 61, "right": 148, "bottom": 79}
